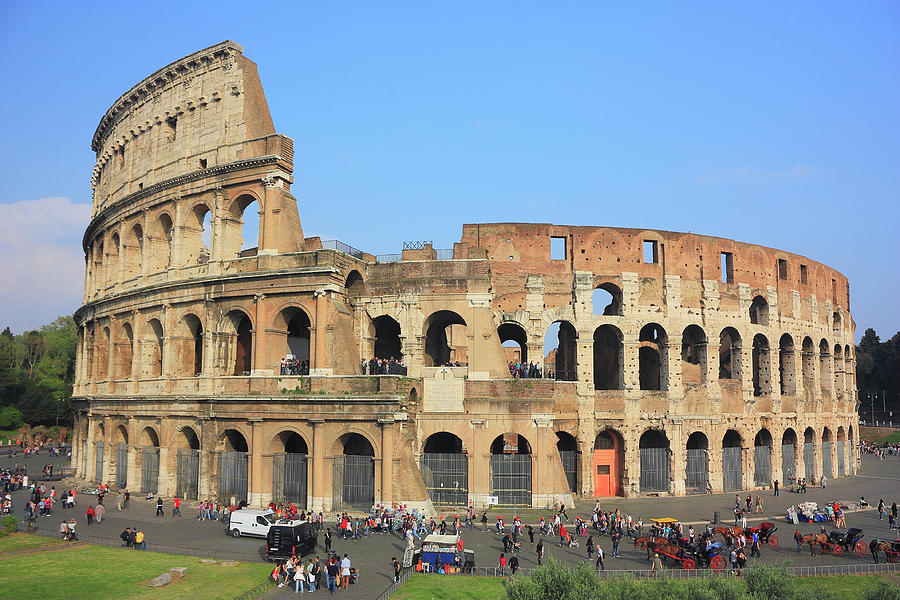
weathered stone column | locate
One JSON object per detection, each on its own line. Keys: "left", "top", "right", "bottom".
{"left": 309, "top": 420, "right": 326, "bottom": 511}
{"left": 380, "top": 420, "right": 394, "bottom": 507}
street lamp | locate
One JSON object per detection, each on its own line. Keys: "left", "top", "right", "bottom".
{"left": 56, "top": 398, "right": 61, "bottom": 428}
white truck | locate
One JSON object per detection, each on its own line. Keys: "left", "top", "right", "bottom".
{"left": 226, "top": 509, "right": 280, "bottom": 538}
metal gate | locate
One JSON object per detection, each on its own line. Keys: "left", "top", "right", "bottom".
{"left": 837, "top": 441, "right": 845, "bottom": 477}
{"left": 218, "top": 450, "right": 248, "bottom": 505}
{"left": 639, "top": 448, "right": 669, "bottom": 493}
{"left": 754, "top": 446, "right": 772, "bottom": 486}
{"left": 333, "top": 455, "right": 375, "bottom": 510}
{"left": 95, "top": 441, "right": 104, "bottom": 481}
{"left": 559, "top": 450, "right": 578, "bottom": 492}
{"left": 420, "top": 453, "right": 468, "bottom": 505}
{"left": 115, "top": 443, "right": 128, "bottom": 487}
{"left": 490, "top": 454, "right": 532, "bottom": 506}
{"left": 141, "top": 447, "right": 159, "bottom": 493}
{"left": 822, "top": 441, "right": 832, "bottom": 478}
{"left": 781, "top": 444, "right": 795, "bottom": 484}
{"left": 804, "top": 442, "right": 815, "bottom": 481}
{"left": 722, "top": 446, "right": 743, "bottom": 491}
{"left": 272, "top": 453, "right": 308, "bottom": 508}
{"left": 177, "top": 449, "right": 200, "bottom": 500}
{"left": 685, "top": 448, "right": 708, "bottom": 493}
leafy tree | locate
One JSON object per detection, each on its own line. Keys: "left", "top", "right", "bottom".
{"left": 0, "top": 406, "right": 24, "bottom": 429}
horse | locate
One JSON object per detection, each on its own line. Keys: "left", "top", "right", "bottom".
{"left": 635, "top": 536, "right": 681, "bottom": 561}
{"left": 869, "top": 539, "right": 894, "bottom": 564}
{"left": 801, "top": 533, "right": 828, "bottom": 555}
{"left": 714, "top": 526, "right": 743, "bottom": 538}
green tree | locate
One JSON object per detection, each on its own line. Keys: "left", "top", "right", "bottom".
{"left": 0, "top": 406, "right": 24, "bottom": 429}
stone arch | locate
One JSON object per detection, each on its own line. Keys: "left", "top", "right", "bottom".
{"left": 225, "top": 193, "right": 261, "bottom": 258}
{"left": 115, "top": 321, "right": 133, "bottom": 379}
{"left": 833, "top": 344, "right": 844, "bottom": 398}
{"left": 123, "top": 223, "right": 143, "bottom": 280}
{"left": 176, "top": 426, "right": 200, "bottom": 450}
{"left": 555, "top": 431, "right": 578, "bottom": 492}
{"left": 498, "top": 322, "right": 528, "bottom": 365}
{"left": 681, "top": 324, "right": 708, "bottom": 384}
{"left": 114, "top": 424, "right": 129, "bottom": 445}
{"left": 222, "top": 310, "right": 253, "bottom": 375}
{"left": 145, "top": 318, "right": 164, "bottom": 378}
{"left": 421, "top": 432, "right": 468, "bottom": 505}
{"left": 333, "top": 432, "right": 376, "bottom": 509}
{"left": 819, "top": 339, "right": 832, "bottom": 395}
{"left": 592, "top": 282, "right": 623, "bottom": 316}
{"left": 107, "top": 232, "right": 120, "bottom": 286}
{"left": 93, "top": 240, "right": 104, "bottom": 291}
{"left": 722, "top": 429, "right": 744, "bottom": 491}
{"left": 719, "top": 327, "right": 742, "bottom": 380}
{"left": 183, "top": 202, "right": 213, "bottom": 265}
{"left": 685, "top": 432, "right": 709, "bottom": 493}
{"left": 221, "top": 428, "right": 249, "bottom": 452}
{"left": 423, "top": 431, "right": 465, "bottom": 453}
{"left": 98, "top": 326, "right": 111, "bottom": 380}
{"left": 832, "top": 311, "right": 841, "bottom": 332}
{"left": 801, "top": 336, "right": 815, "bottom": 386}
{"left": 752, "top": 334, "right": 771, "bottom": 396}
{"left": 638, "top": 429, "right": 670, "bottom": 493}
{"left": 148, "top": 212, "right": 173, "bottom": 272}
{"left": 423, "top": 310, "right": 468, "bottom": 367}
{"left": 269, "top": 430, "right": 310, "bottom": 454}
{"left": 803, "top": 426, "right": 816, "bottom": 481}
{"left": 489, "top": 433, "right": 533, "bottom": 505}
{"left": 490, "top": 433, "right": 532, "bottom": 455}
{"left": 593, "top": 324, "right": 623, "bottom": 390}
{"left": 344, "top": 270, "right": 365, "bottom": 300}
{"left": 273, "top": 305, "right": 311, "bottom": 369}
{"left": 593, "top": 429, "right": 625, "bottom": 497}
{"left": 333, "top": 431, "right": 377, "bottom": 457}
{"left": 779, "top": 333, "right": 796, "bottom": 395}
{"left": 749, "top": 295, "right": 769, "bottom": 326}
{"left": 139, "top": 426, "right": 160, "bottom": 447}
{"left": 639, "top": 323, "right": 667, "bottom": 391}
{"left": 218, "top": 427, "right": 249, "bottom": 504}
{"left": 753, "top": 428, "right": 773, "bottom": 486}
{"left": 373, "top": 315, "right": 402, "bottom": 360}
{"left": 836, "top": 425, "right": 847, "bottom": 477}
{"left": 545, "top": 320, "right": 577, "bottom": 381}
{"left": 822, "top": 426, "right": 834, "bottom": 478}
{"left": 178, "top": 313, "right": 204, "bottom": 377}
{"left": 781, "top": 427, "right": 798, "bottom": 486}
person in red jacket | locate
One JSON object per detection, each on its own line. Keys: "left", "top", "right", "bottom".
{"left": 173, "top": 497, "right": 181, "bottom": 517}
{"left": 86, "top": 505, "right": 95, "bottom": 526}
{"left": 558, "top": 523, "right": 568, "bottom": 546}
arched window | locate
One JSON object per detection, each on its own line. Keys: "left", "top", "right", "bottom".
{"left": 801, "top": 337, "right": 815, "bottom": 385}
{"left": 556, "top": 432, "right": 578, "bottom": 492}
{"left": 749, "top": 296, "right": 769, "bottom": 326}
{"left": 819, "top": 339, "right": 832, "bottom": 395}
{"left": 593, "top": 325, "right": 623, "bottom": 390}
{"left": 490, "top": 434, "right": 533, "bottom": 506}
{"left": 544, "top": 321, "right": 577, "bottom": 381}
{"left": 224, "top": 311, "right": 252, "bottom": 375}
{"left": 753, "top": 429, "right": 773, "bottom": 486}
{"left": 498, "top": 322, "right": 528, "bottom": 366}
{"left": 345, "top": 271, "right": 365, "bottom": 300}
{"left": 719, "top": 327, "right": 742, "bottom": 380}
{"left": 117, "top": 322, "right": 133, "bottom": 379}
{"left": 146, "top": 318, "right": 164, "bottom": 378}
{"left": 722, "top": 430, "right": 743, "bottom": 491}
{"left": 373, "top": 315, "right": 402, "bottom": 360}
{"left": 124, "top": 224, "right": 143, "bottom": 280}
{"left": 639, "top": 323, "right": 667, "bottom": 390}
{"left": 421, "top": 432, "right": 467, "bottom": 505}
{"left": 107, "top": 233, "right": 120, "bottom": 286}
{"left": 639, "top": 430, "right": 670, "bottom": 492}
{"left": 681, "top": 325, "right": 707, "bottom": 384}
{"left": 148, "top": 214, "right": 173, "bottom": 272}
{"left": 184, "top": 204, "right": 212, "bottom": 265}
{"left": 752, "top": 334, "right": 771, "bottom": 396}
{"left": 592, "top": 283, "right": 623, "bottom": 316}
{"left": 685, "top": 432, "right": 709, "bottom": 493}
{"left": 180, "top": 314, "right": 203, "bottom": 377}
{"left": 779, "top": 334, "right": 796, "bottom": 395}
{"left": 424, "top": 311, "right": 467, "bottom": 367}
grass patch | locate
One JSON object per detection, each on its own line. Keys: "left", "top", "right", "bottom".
{"left": 0, "top": 535, "right": 271, "bottom": 599}
{"left": 392, "top": 573, "right": 505, "bottom": 600}
{"left": 877, "top": 431, "right": 900, "bottom": 444}
{"left": 0, "top": 532, "right": 67, "bottom": 552}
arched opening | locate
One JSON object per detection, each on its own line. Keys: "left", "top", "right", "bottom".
{"left": 822, "top": 427, "right": 833, "bottom": 479}
{"left": 421, "top": 432, "right": 468, "bottom": 505}
{"left": 345, "top": 270, "right": 365, "bottom": 300}
{"left": 490, "top": 434, "right": 533, "bottom": 506}
{"left": 639, "top": 430, "right": 670, "bottom": 493}
{"left": 145, "top": 318, "right": 164, "bottom": 378}
{"left": 149, "top": 213, "right": 173, "bottom": 272}
{"left": 334, "top": 433, "right": 376, "bottom": 510}
{"left": 274, "top": 307, "right": 310, "bottom": 374}
{"left": 593, "top": 325, "right": 623, "bottom": 390}
{"left": 224, "top": 311, "right": 252, "bottom": 376}
{"left": 593, "top": 430, "right": 624, "bottom": 497}
{"left": 781, "top": 428, "right": 797, "bottom": 484}
{"left": 219, "top": 429, "right": 249, "bottom": 505}
{"left": 544, "top": 321, "right": 577, "bottom": 381}
{"left": 114, "top": 425, "right": 128, "bottom": 488}
{"left": 719, "top": 327, "right": 742, "bottom": 380}
{"left": 801, "top": 337, "right": 815, "bottom": 387}
{"left": 556, "top": 432, "right": 578, "bottom": 493}
{"left": 107, "top": 233, "right": 120, "bottom": 286}
{"left": 844, "top": 345, "right": 853, "bottom": 399}
{"left": 179, "top": 314, "right": 203, "bottom": 377}
{"left": 94, "top": 242, "right": 104, "bottom": 291}
{"left": 681, "top": 325, "right": 708, "bottom": 385}
{"left": 803, "top": 427, "right": 816, "bottom": 482}
{"left": 139, "top": 427, "right": 160, "bottom": 494}
{"left": 116, "top": 322, "right": 133, "bottom": 379}
{"left": 176, "top": 426, "right": 200, "bottom": 499}
{"left": 98, "top": 326, "right": 110, "bottom": 380}
{"left": 779, "top": 334, "right": 796, "bottom": 395}
{"left": 85, "top": 326, "right": 95, "bottom": 381}
{"left": 592, "top": 283, "right": 623, "bottom": 316}
{"left": 424, "top": 310, "right": 468, "bottom": 367}
{"left": 498, "top": 322, "right": 528, "bottom": 368}
{"left": 752, "top": 334, "right": 771, "bottom": 396}
{"left": 272, "top": 431, "right": 309, "bottom": 508}
{"left": 184, "top": 204, "right": 212, "bottom": 265}
{"left": 94, "top": 422, "right": 105, "bottom": 482}
{"left": 235, "top": 195, "right": 260, "bottom": 257}
{"left": 373, "top": 315, "right": 402, "bottom": 361}
{"left": 848, "top": 425, "right": 855, "bottom": 474}
{"left": 722, "top": 430, "right": 743, "bottom": 492}
{"left": 685, "top": 432, "right": 709, "bottom": 494}
{"left": 639, "top": 323, "right": 667, "bottom": 391}
{"left": 753, "top": 429, "right": 773, "bottom": 486}
{"left": 123, "top": 224, "right": 143, "bottom": 280}
{"left": 836, "top": 426, "right": 846, "bottom": 477}
{"left": 819, "top": 339, "right": 832, "bottom": 396}
{"left": 749, "top": 295, "right": 769, "bottom": 326}
{"left": 832, "top": 311, "right": 841, "bottom": 332}
{"left": 833, "top": 345, "right": 844, "bottom": 399}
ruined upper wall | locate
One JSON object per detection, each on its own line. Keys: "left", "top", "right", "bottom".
{"left": 89, "top": 41, "right": 276, "bottom": 215}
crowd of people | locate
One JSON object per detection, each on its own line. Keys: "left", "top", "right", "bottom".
{"left": 507, "top": 361, "right": 543, "bottom": 379}
{"left": 360, "top": 357, "right": 407, "bottom": 375}
{"left": 280, "top": 357, "right": 310, "bottom": 376}
{"left": 272, "top": 552, "right": 355, "bottom": 593}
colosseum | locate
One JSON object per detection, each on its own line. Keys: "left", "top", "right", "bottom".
{"left": 71, "top": 41, "right": 859, "bottom": 511}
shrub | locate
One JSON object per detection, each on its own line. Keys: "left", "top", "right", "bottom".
{"left": 0, "top": 406, "right": 24, "bottom": 429}
{"left": 864, "top": 579, "right": 900, "bottom": 600}
{"left": 745, "top": 565, "right": 794, "bottom": 600}
{"left": 2, "top": 515, "right": 19, "bottom": 535}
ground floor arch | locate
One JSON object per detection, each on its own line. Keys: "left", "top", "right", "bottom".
{"left": 639, "top": 429, "right": 670, "bottom": 493}
{"left": 593, "top": 430, "right": 624, "bottom": 497}
{"left": 804, "top": 427, "right": 816, "bottom": 482}
{"left": 219, "top": 429, "right": 249, "bottom": 505}
{"left": 685, "top": 432, "right": 709, "bottom": 493}
{"left": 139, "top": 426, "right": 160, "bottom": 494}
{"left": 753, "top": 429, "right": 773, "bottom": 487}
{"left": 722, "top": 430, "right": 743, "bottom": 492}
{"left": 556, "top": 431, "right": 578, "bottom": 493}
{"left": 421, "top": 432, "right": 468, "bottom": 505}
{"left": 333, "top": 433, "right": 375, "bottom": 510}
{"left": 490, "top": 433, "right": 532, "bottom": 506}
{"left": 176, "top": 426, "right": 201, "bottom": 500}
{"left": 782, "top": 428, "right": 798, "bottom": 484}
{"left": 272, "top": 431, "right": 309, "bottom": 508}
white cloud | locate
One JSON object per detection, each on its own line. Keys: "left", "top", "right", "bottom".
{"left": 0, "top": 197, "right": 91, "bottom": 333}
{"left": 700, "top": 165, "right": 814, "bottom": 185}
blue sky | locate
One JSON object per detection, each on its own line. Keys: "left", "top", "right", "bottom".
{"left": 0, "top": 2, "right": 897, "bottom": 339}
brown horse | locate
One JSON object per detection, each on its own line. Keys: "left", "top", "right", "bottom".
{"left": 634, "top": 536, "right": 663, "bottom": 559}
{"left": 634, "top": 536, "right": 683, "bottom": 561}
{"left": 714, "top": 526, "right": 743, "bottom": 538}
{"left": 801, "top": 533, "right": 828, "bottom": 555}
{"left": 869, "top": 539, "right": 895, "bottom": 564}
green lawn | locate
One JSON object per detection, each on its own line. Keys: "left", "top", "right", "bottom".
{"left": 0, "top": 532, "right": 67, "bottom": 552}
{"left": 392, "top": 574, "right": 506, "bottom": 600}
{"left": 877, "top": 431, "right": 900, "bottom": 444}
{"left": 0, "top": 535, "right": 272, "bottom": 599}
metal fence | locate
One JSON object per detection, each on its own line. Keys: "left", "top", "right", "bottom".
{"left": 722, "top": 446, "right": 742, "bottom": 491}
{"left": 373, "top": 565, "right": 413, "bottom": 600}
{"left": 375, "top": 253, "right": 402, "bottom": 263}
{"left": 804, "top": 442, "right": 815, "bottom": 481}
{"left": 639, "top": 448, "right": 669, "bottom": 493}
{"left": 753, "top": 445, "right": 771, "bottom": 486}
{"left": 141, "top": 447, "right": 159, "bottom": 493}
{"left": 333, "top": 455, "right": 375, "bottom": 510}
{"left": 95, "top": 442, "right": 104, "bottom": 481}
{"left": 559, "top": 450, "right": 578, "bottom": 492}
{"left": 685, "top": 448, "right": 708, "bottom": 492}
{"left": 218, "top": 451, "right": 249, "bottom": 505}
{"left": 320, "top": 239, "right": 364, "bottom": 259}
{"left": 435, "top": 249, "right": 454, "bottom": 260}
{"left": 421, "top": 453, "right": 468, "bottom": 505}
{"left": 822, "top": 441, "right": 832, "bottom": 478}
{"left": 490, "top": 454, "right": 532, "bottom": 506}
{"left": 272, "top": 453, "right": 308, "bottom": 508}
{"left": 837, "top": 440, "right": 846, "bottom": 477}
{"left": 781, "top": 444, "right": 795, "bottom": 483}
{"left": 177, "top": 449, "right": 200, "bottom": 500}
{"left": 231, "top": 580, "right": 276, "bottom": 600}
{"left": 115, "top": 443, "right": 128, "bottom": 487}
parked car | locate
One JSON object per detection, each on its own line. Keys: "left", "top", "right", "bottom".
{"left": 265, "top": 521, "right": 318, "bottom": 561}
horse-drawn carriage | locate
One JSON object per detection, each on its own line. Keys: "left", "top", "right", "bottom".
{"left": 869, "top": 539, "right": 900, "bottom": 563}
{"left": 825, "top": 528, "right": 867, "bottom": 556}
{"left": 634, "top": 536, "right": 700, "bottom": 570}
{"left": 747, "top": 522, "right": 779, "bottom": 549}
{"left": 697, "top": 541, "right": 728, "bottom": 572}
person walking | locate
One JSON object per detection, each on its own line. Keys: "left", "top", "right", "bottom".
{"left": 536, "top": 540, "right": 544, "bottom": 566}
{"left": 773, "top": 479, "right": 779, "bottom": 497}
{"left": 86, "top": 504, "right": 94, "bottom": 526}
{"left": 750, "top": 532, "right": 761, "bottom": 557}
{"left": 794, "top": 529, "right": 803, "bottom": 553}
{"left": 340, "top": 554, "right": 351, "bottom": 589}
{"left": 509, "top": 554, "right": 519, "bottom": 575}
{"left": 497, "top": 553, "right": 507, "bottom": 576}
{"left": 155, "top": 496, "right": 164, "bottom": 517}
{"left": 173, "top": 497, "right": 181, "bottom": 517}
{"left": 612, "top": 529, "right": 621, "bottom": 558}
{"left": 650, "top": 552, "right": 662, "bottom": 576}
{"left": 94, "top": 502, "right": 105, "bottom": 524}
{"left": 878, "top": 499, "right": 885, "bottom": 519}
{"left": 326, "top": 557, "right": 338, "bottom": 593}
{"left": 392, "top": 557, "right": 401, "bottom": 583}
{"left": 595, "top": 544, "right": 605, "bottom": 570}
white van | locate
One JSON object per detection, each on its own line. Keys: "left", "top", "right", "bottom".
{"left": 227, "top": 509, "right": 278, "bottom": 538}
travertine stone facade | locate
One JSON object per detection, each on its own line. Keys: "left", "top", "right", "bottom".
{"left": 72, "top": 42, "right": 859, "bottom": 511}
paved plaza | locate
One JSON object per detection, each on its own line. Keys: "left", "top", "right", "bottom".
{"left": 3, "top": 450, "right": 899, "bottom": 599}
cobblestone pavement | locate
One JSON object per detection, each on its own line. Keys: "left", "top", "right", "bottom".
{"left": 3, "top": 449, "right": 899, "bottom": 599}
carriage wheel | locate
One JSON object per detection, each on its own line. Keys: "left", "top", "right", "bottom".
{"left": 854, "top": 541, "right": 867, "bottom": 556}
{"left": 682, "top": 558, "right": 696, "bottom": 570}
{"left": 710, "top": 555, "right": 726, "bottom": 572}
{"left": 833, "top": 545, "right": 843, "bottom": 556}
{"left": 767, "top": 535, "right": 779, "bottom": 550}
{"left": 888, "top": 552, "right": 899, "bottom": 564}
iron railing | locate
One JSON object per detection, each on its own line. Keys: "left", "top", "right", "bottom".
{"left": 321, "top": 240, "right": 364, "bottom": 259}
{"left": 402, "top": 241, "right": 432, "bottom": 250}
{"left": 375, "top": 253, "right": 402, "bottom": 263}
{"left": 231, "top": 579, "right": 276, "bottom": 600}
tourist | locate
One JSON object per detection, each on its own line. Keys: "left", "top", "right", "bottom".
{"left": 651, "top": 552, "right": 662, "bottom": 576}
{"left": 94, "top": 501, "right": 105, "bottom": 523}
{"left": 156, "top": 496, "right": 164, "bottom": 516}
{"left": 497, "top": 552, "right": 507, "bottom": 576}
{"left": 536, "top": 540, "right": 544, "bottom": 566}
{"left": 173, "top": 496, "right": 181, "bottom": 517}
{"left": 85, "top": 504, "right": 94, "bottom": 526}
{"left": 340, "top": 553, "right": 351, "bottom": 589}
{"left": 595, "top": 544, "right": 605, "bottom": 570}
{"left": 326, "top": 556, "right": 339, "bottom": 593}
